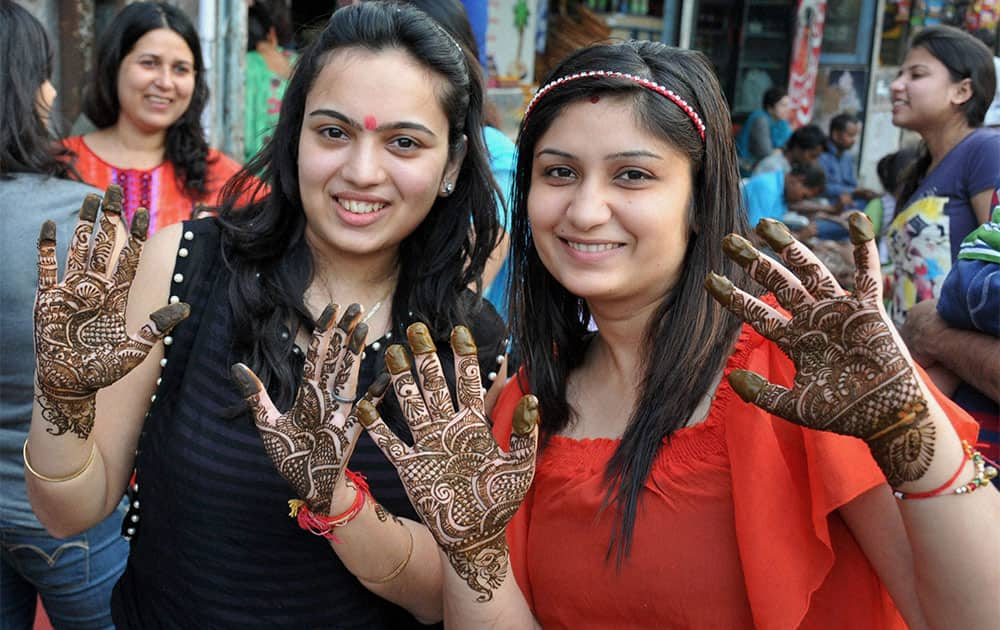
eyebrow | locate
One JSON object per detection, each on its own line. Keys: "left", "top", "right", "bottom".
{"left": 308, "top": 108, "right": 436, "bottom": 136}
{"left": 535, "top": 147, "right": 663, "bottom": 160}
{"left": 135, "top": 53, "right": 194, "bottom": 66}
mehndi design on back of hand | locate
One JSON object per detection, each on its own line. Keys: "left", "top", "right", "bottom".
{"left": 232, "top": 304, "right": 381, "bottom": 516}
{"left": 357, "top": 323, "right": 539, "bottom": 602}
{"left": 705, "top": 215, "right": 934, "bottom": 486}
{"left": 34, "top": 186, "right": 189, "bottom": 439}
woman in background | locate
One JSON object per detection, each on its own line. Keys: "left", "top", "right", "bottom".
{"left": 0, "top": 2, "right": 127, "bottom": 628}
{"left": 244, "top": 0, "right": 296, "bottom": 162}
{"left": 63, "top": 1, "right": 241, "bottom": 234}
{"left": 887, "top": 25, "right": 1000, "bottom": 475}
{"left": 736, "top": 86, "right": 793, "bottom": 173}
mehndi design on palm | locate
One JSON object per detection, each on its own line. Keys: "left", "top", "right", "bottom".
{"left": 357, "top": 323, "right": 538, "bottom": 602}
{"left": 232, "top": 304, "right": 380, "bottom": 516}
{"left": 33, "top": 186, "right": 189, "bottom": 439}
{"left": 705, "top": 215, "right": 934, "bottom": 486}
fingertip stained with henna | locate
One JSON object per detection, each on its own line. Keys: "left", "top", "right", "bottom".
{"left": 451, "top": 325, "right": 476, "bottom": 355}
{"left": 384, "top": 344, "right": 411, "bottom": 374}
{"left": 755, "top": 218, "right": 794, "bottom": 251}
{"left": 406, "top": 322, "right": 435, "bottom": 354}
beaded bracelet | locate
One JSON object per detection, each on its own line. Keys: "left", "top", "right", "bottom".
{"left": 893, "top": 440, "right": 998, "bottom": 499}
{"left": 287, "top": 470, "right": 371, "bottom": 543}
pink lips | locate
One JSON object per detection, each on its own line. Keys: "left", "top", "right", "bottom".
{"left": 559, "top": 237, "right": 623, "bottom": 262}
{"left": 334, "top": 196, "right": 389, "bottom": 228}
{"left": 144, "top": 95, "right": 173, "bottom": 111}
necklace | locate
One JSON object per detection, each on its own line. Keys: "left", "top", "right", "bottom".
{"left": 361, "top": 285, "right": 393, "bottom": 325}
{"left": 362, "top": 295, "right": 386, "bottom": 324}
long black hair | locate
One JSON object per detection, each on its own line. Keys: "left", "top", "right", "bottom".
{"left": 81, "top": 1, "right": 211, "bottom": 196}
{"left": 508, "top": 41, "right": 751, "bottom": 564}
{"left": 0, "top": 0, "right": 75, "bottom": 179}
{"left": 896, "top": 25, "right": 995, "bottom": 206}
{"left": 217, "top": 1, "right": 499, "bottom": 409}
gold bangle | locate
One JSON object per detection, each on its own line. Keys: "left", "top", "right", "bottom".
{"left": 23, "top": 438, "right": 96, "bottom": 483}
{"left": 358, "top": 524, "right": 414, "bottom": 584}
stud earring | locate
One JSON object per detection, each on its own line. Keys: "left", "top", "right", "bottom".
{"left": 442, "top": 181, "right": 454, "bottom": 195}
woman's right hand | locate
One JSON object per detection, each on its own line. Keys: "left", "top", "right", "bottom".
{"left": 33, "top": 185, "right": 189, "bottom": 439}
{"left": 232, "top": 304, "right": 380, "bottom": 517}
{"left": 356, "top": 323, "right": 539, "bottom": 602}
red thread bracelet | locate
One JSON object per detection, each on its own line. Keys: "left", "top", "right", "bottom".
{"left": 287, "top": 470, "right": 371, "bottom": 543}
{"left": 893, "top": 443, "right": 968, "bottom": 500}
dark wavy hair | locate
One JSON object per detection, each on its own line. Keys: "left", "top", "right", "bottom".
{"left": 0, "top": 0, "right": 75, "bottom": 179}
{"left": 897, "top": 25, "right": 995, "bottom": 206}
{"left": 763, "top": 86, "right": 787, "bottom": 110}
{"left": 81, "top": 1, "right": 211, "bottom": 196}
{"left": 508, "top": 41, "right": 751, "bottom": 564}
{"left": 216, "top": 1, "right": 499, "bottom": 409}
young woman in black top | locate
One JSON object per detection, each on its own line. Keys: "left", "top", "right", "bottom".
{"left": 26, "top": 3, "right": 505, "bottom": 626}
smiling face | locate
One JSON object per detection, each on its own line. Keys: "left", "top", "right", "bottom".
{"left": 527, "top": 96, "right": 694, "bottom": 310}
{"left": 890, "top": 46, "right": 972, "bottom": 131}
{"left": 115, "top": 28, "right": 195, "bottom": 134}
{"left": 296, "top": 47, "right": 463, "bottom": 261}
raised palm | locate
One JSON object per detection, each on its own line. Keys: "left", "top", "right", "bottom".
{"left": 232, "top": 304, "right": 376, "bottom": 515}
{"left": 357, "top": 323, "right": 538, "bottom": 602}
{"left": 34, "top": 186, "right": 188, "bottom": 438}
{"left": 705, "top": 215, "right": 933, "bottom": 486}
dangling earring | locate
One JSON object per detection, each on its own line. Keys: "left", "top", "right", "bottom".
{"left": 442, "top": 181, "right": 454, "bottom": 196}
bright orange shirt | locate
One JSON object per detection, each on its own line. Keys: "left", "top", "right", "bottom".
{"left": 492, "top": 319, "right": 976, "bottom": 629}
{"left": 63, "top": 135, "right": 243, "bottom": 235}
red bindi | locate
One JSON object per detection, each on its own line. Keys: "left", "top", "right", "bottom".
{"left": 364, "top": 115, "right": 377, "bottom": 131}
{"left": 590, "top": 95, "right": 600, "bottom": 104}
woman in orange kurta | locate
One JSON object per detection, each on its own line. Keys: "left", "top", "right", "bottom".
{"left": 63, "top": 2, "right": 242, "bottom": 235}
{"left": 62, "top": 135, "right": 240, "bottom": 233}
{"left": 357, "top": 40, "right": 999, "bottom": 630}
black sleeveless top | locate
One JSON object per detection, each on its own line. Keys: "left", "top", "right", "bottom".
{"left": 111, "top": 218, "right": 507, "bottom": 628}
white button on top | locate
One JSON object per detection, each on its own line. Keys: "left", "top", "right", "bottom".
{"left": 178, "top": 247, "right": 189, "bottom": 257}
{"left": 183, "top": 231, "right": 194, "bottom": 241}
{"left": 173, "top": 273, "right": 184, "bottom": 283}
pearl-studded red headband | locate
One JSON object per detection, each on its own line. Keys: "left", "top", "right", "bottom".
{"left": 525, "top": 70, "right": 706, "bottom": 142}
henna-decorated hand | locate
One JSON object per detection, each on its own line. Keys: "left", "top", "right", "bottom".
{"left": 356, "top": 323, "right": 538, "bottom": 602}
{"left": 34, "top": 186, "right": 189, "bottom": 439}
{"left": 705, "top": 215, "right": 935, "bottom": 486}
{"left": 232, "top": 304, "right": 386, "bottom": 516}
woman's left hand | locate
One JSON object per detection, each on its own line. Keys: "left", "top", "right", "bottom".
{"left": 705, "top": 214, "right": 935, "bottom": 487}
{"left": 356, "top": 323, "right": 538, "bottom": 602}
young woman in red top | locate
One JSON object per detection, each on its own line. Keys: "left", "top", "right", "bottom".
{"left": 357, "top": 41, "right": 998, "bottom": 629}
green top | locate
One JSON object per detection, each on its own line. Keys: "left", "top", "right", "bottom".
{"left": 244, "top": 48, "right": 296, "bottom": 163}
{"left": 958, "top": 205, "right": 1000, "bottom": 264}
